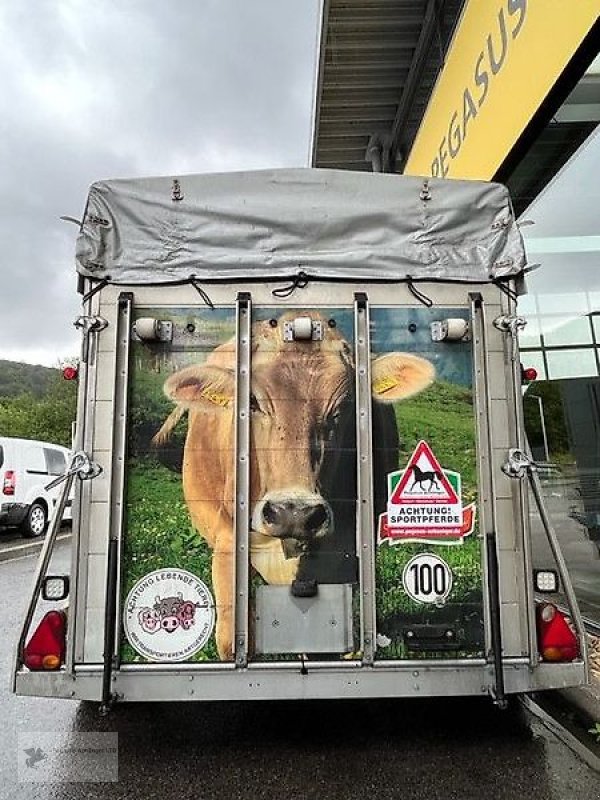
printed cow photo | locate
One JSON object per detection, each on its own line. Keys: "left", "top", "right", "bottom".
{"left": 153, "top": 310, "right": 435, "bottom": 660}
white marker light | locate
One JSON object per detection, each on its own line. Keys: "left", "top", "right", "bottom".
{"left": 534, "top": 570, "right": 559, "bottom": 593}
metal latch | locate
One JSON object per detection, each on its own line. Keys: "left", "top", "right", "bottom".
{"left": 74, "top": 315, "right": 109, "bottom": 362}
{"left": 283, "top": 317, "right": 323, "bottom": 342}
{"left": 45, "top": 451, "right": 102, "bottom": 491}
{"left": 493, "top": 315, "right": 527, "bottom": 336}
{"left": 74, "top": 315, "right": 108, "bottom": 335}
{"left": 501, "top": 448, "right": 536, "bottom": 479}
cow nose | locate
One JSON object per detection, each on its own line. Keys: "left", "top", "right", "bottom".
{"left": 262, "top": 500, "right": 329, "bottom": 537}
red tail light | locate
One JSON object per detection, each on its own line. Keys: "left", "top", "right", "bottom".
{"left": 536, "top": 603, "right": 579, "bottom": 662}
{"left": 23, "top": 610, "right": 66, "bottom": 671}
{"left": 2, "top": 470, "right": 15, "bottom": 495}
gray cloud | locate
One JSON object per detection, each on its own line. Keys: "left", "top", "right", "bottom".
{"left": 0, "top": 0, "right": 319, "bottom": 364}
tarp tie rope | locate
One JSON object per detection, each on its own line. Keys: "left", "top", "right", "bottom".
{"left": 493, "top": 279, "right": 518, "bottom": 303}
{"left": 272, "top": 270, "right": 310, "bottom": 298}
{"left": 188, "top": 276, "right": 215, "bottom": 309}
{"left": 406, "top": 277, "right": 433, "bottom": 307}
{"left": 82, "top": 277, "right": 110, "bottom": 304}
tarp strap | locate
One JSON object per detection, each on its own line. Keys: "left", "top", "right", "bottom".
{"left": 188, "top": 276, "right": 215, "bottom": 309}
{"left": 271, "top": 270, "right": 310, "bottom": 298}
{"left": 406, "top": 277, "right": 433, "bottom": 307}
{"left": 82, "top": 277, "right": 110, "bottom": 304}
{"left": 492, "top": 278, "right": 518, "bottom": 303}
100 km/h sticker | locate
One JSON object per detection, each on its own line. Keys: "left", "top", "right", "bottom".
{"left": 402, "top": 553, "right": 453, "bottom": 604}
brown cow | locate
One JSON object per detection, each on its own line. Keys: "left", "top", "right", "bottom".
{"left": 154, "top": 311, "right": 434, "bottom": 659}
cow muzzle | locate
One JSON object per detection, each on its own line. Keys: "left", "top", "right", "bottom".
{"left": 252, "top": 489, "right": 333, "bottom": 558}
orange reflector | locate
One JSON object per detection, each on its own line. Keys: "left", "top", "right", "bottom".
{"left": 42, "top": 654, "right": 61, "bottom": 670}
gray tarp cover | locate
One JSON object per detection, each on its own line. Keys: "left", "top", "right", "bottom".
{"left": 75, "top": 168, "right": 526, "bottom": 284}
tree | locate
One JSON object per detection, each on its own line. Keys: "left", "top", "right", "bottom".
{"left": 0, "top": 372, "right": 77, "bottom": 447}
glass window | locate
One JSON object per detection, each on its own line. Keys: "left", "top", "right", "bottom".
{"left": 588, "top": 291, "right": 600, "bottom": 311}
{"left": 519, "top": 316, "right": 542, "bottom": 348}
{"left": 541, "top": 315, "right": 593, "bottom": 346}
{"left": 0, "top": 445, "right": 3, "bottom": 469}
{"left": 24, "top": 446, "right": 46, "bottom": 473}
{"left": 517, "top": 294, "right": 537, "bottom": 316}
{"left": 43, "top": 448, "right": 67, "bottom": 476}
{"left": 532, "top": 291, "right": 590, "bottom": 315}
{"left": 546, "top": 349, "right": 598, "bottom": 379}
{"left": 520, "top": 350, "right": 547, "bottom": 380}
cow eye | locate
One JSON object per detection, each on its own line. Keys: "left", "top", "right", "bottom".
{"left": 323, "top": 411, "right": 339, "bottom": 440}
{"left": 250, "top": 393, "right": 261, "bottom": 413}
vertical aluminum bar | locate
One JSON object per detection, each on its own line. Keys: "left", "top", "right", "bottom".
{"left": 234, "top": 293, "right": 252, "bottom": 667}
{"left": 470, "top": 293, "right": 506, "bottom": 707}
{"left": 505, "top": 288, "right": 538, "bottom": 667}
{"left": 73, "top": 289, "right": 102, "bottom": 664}
{"left": 354, "top": 293, "right": 376, "bottom": 666}
{"left": 66, "top": 280, "right": 94, "bottom": 674}
{"left": 104, "top": 292, "right": 133, "bottom": 687}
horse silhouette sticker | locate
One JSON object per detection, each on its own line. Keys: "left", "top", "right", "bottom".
{"left": 378, "top": 440, "right": 475, "bottom": 545}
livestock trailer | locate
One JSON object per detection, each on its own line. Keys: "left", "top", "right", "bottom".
{"left": 13, "top": 169, "right": 588, "bottom": 706}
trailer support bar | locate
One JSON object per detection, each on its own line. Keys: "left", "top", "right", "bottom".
{"left": 354, "top": 293, "right": 377, "bottom": 666}
{"left": 102, "top": 291, "right": 133, "bottom": 708}
{"left": 234, "top": 292, "right": 252, "bottom": 667}
{"left": 470, "top": 293, "right": 506, "bottom": 708}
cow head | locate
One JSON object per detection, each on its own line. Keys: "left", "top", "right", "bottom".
{"left": 155, "top": 312, "right": 435, "bottom": 579}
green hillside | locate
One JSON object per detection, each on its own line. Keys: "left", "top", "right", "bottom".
{"left": 0, "top": 359, "right": 58, "bottom": 398}
{"left": 0, "top": 360, "right": 76, "bottom": 447}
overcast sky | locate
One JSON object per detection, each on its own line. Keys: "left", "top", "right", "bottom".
{"left": 0, "top": 0, "right": 320, "bottom": 366}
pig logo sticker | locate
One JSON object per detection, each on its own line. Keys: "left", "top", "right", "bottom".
{"left": 378, "top": 440, "right": 476, "bottom": 545}
{"left": 123, "top": 569, "right": 215, "bottom": 662}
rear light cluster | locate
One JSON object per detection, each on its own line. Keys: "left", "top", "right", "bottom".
{"left": 23, "top": 610, "right": 67, "bottom": 671}
{"left": 521, "top": 364, "right": 538, "bottom": 384}
{"left": 2, "top": 470, "right": 15, "bottom": 495}
{"left": 536, "top": 603, "right": 579, "bottom": 662}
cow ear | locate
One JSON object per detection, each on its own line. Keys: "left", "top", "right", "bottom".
{"left": 163, "top": 364, "right": 235, "bottom": 410}
{"left": 371, "top": 353, "right": 435, "bottom": 403}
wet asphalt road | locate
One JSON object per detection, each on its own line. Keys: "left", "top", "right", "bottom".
{"left": 1, "top": 542, "right": 599, "bottom": 800}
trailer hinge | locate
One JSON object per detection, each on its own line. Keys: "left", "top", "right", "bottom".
{"left": 501, "top": 448, "right": 536, "bottom": 479}
{"left": 493, "top": 314, "right": 527, "bottom": 336}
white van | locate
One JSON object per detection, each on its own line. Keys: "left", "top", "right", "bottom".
{"left": 0, "top": 437, "right": 72, "bottom": 538}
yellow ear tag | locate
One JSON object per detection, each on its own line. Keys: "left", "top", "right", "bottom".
{"left": 373, "top": 375, "right": 400, "bottom": 394}
{"left": 200, "top": 389, "right": 230, "bottom": 407}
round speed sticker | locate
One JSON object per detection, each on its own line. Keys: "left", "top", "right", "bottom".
{"left": 402, "top": 553, "right": 453, "bottom": 604}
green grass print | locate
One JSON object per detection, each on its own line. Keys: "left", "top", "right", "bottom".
{"left": 375, "top": 380, "right": 483, "bottom": 659}
{"left": 121, "top": 460, "right": 218, "bottom": 662}
{"left": 121, "top": 378, "right": 481, "bottom": 663}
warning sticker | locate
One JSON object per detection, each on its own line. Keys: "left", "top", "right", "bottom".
{"left": 378, "top": 440, "right": 475, "bottom": 545}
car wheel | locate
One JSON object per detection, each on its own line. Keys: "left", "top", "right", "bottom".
{"left": 21, "top": 502, "right": 48, "bottom": 538}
